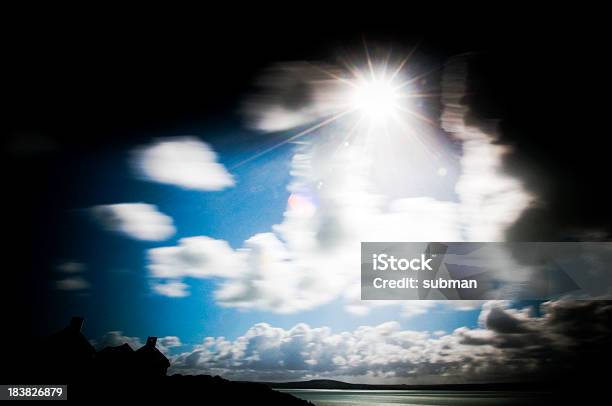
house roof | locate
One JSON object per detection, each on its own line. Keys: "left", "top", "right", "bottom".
{"left": 135, "top": 345, "right": 170, "bottom": 367}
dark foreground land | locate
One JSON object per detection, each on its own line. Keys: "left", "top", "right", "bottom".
{"left": 10, "top": 317, "right": 312, "bottom": 404}
{"left": 63, "top": 375, "right": 314, "bottom": 404}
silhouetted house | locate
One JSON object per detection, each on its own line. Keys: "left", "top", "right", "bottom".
{"left": 98, "top": 342, "right": 134, "bottom": 357}
{"left": 134, "top": 337, "right": 170, "bottom": 376}
{"left": 42, "top": 316, "right": 96, "bottom": 378}
{"left": 95, "top": 343, "right": 136, "bottom": 377}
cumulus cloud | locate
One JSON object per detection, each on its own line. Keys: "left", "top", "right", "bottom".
{"left": 133, "top": 137, "right": 234, "bottom": 191}
{"left": 169, "top": 300, "right": 612, "bottom": 384}
{"left": 94, "top": 331, "right": 144, "bottom": 350}
{"left": 151, "top": 280, "right": 190, "bottom": 298}
{"left": 92, "top": 203, "right": 175, "bottom": 241}
{"left": 170, "top": 320, "right": 470, "bottom": 382}
{"left": 148, "top": 236, "right": 246, "bottom": 279}
{"left": 158, "top": 336, "right": 183, "bottom": 351}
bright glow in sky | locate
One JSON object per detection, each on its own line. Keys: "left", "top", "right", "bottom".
{"left": 349, "top": 75, "right": 402, "bottom": 121}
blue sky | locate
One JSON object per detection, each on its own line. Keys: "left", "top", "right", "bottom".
{"left": 46, "top": 123, "right": 481, "bottom": 350}
{"left": 39, "top": 55, "right": 553, "bottom": 384}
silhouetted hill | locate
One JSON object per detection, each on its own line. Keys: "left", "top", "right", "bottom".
{"left": 67, "top": 375, "right": 313, "bottom": 403}
{"left": 262, "top": 378, "right": 551, "bottom": 391}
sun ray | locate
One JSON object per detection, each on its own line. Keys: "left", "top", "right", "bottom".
{"left": 362, "top": 36, "right": 376, "bottom": 80}
{"left": 306, "top": 61, "right": 358, "bottom": 88}
{"left": 389, "top": 40, "right": 422, "bottom": 82}
{"left": 393, "top": 104, "right": 436, "bottom": 126}
{"left": 390, "top": 111, "right": 441, "bottom": 160}
{"left": 397, "top": 92, "right": 442, "bottom": 100}
{"left": 381, "top": 47, "right": 393, "bottom": 78}
{"left": 337, "top": 54, "right": 369, "bottom": 83}
{"left": 230, "top": 109, "right": 356, "bottom": 169}
{"left": 394, "top": 65, "right": 441, "bottom": 91}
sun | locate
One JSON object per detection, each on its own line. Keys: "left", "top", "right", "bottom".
{"left": 349, "top": 76, "right": 401, "bottom": 121}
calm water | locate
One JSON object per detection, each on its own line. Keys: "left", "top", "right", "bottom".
{"left": 279, "top": 389, "right": 551, "bottom": 406}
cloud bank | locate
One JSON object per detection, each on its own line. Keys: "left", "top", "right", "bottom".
{"left": 169, "top": 300, "right": 612, "bottom": 384}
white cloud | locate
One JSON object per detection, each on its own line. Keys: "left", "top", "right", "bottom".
{"left": 93, "top": 331, "right": 182, "bottom": 354}
{"left": 92, "top": 203, "right": 175, "bottom": 241}
{"left": 146, "top": 58, "right": 533, "bottom": 317}
{"left": 171, "top": 315, "right": 487, "bottom": 382}
{"left": 151, "top": 280, "right": 190, "bottom": 298}
{"left": 93, "top": 331, "right": 143, "bottom": 350}
{"left": 170, "top": 300, "right": 612, "bottom": 383}
{"left": 56, "top": 276, "right": 90, "bottom": 291}
{"left": 158, "top": 336, "right": 183, "bottom": 351}
{"left": 133, "top": 137, "right": 234, "bottom": 191}
{"left": 147, "top": 236, "right": 246, "bottom": 279}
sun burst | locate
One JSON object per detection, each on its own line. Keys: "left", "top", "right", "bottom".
{"left": 232, "top": 42, "right": 437, "bottom": 169}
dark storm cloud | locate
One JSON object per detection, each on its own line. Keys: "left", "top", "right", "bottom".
{"left": 460, "top": 50, "right": 611, "bottom": 241}
{"left": 485, "top": 306, "right": 532, "bottom": 334}
{"left": 242, "top": 62, "right": 318, "bottom": 131}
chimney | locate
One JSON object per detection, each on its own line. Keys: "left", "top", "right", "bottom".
{"left": 146, "top": 336, "right": 157, "bottom": 348}
{"left": 69, "top": 316, "right": 84, "bottom": 332}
